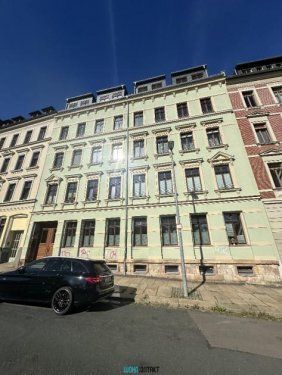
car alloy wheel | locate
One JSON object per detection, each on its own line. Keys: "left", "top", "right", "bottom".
{"left": 51, "top": 287, "right": 73, "bottom": 315}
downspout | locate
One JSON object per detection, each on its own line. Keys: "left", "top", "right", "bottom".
{"left": 123, "top": 97, "right": 130, "bottom": 275}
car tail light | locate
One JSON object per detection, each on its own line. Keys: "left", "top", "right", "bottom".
{"left": 85, "top": 276, "right": 101, "bottom": 284}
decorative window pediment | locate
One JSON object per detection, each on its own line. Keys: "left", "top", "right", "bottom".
{"left": 71, "top": 142, "right": 87, "bottom": 148}
{"left": 85, "top": 171, "right": 103, "bottom": 179}
{"left": 200, "top": 118, "right": 223, "bottom": 127}
{"left": 45, "top": 174, "right": 63, "bottom": 184}
{"left": 129, "top": 166, "right": 149, "bottom": 174}
{"left": 152, "top": 127, "right": 171, "bottom": 136}
{"left": 153, "top": 162, "right": 171, "bottom": 171}
{"left": 259, "top": 148, "right": 282, "bottom": 157}
{"left": 179, "top": 158, "right": 203, "bottom": 168}
{"left": 54, "top": 145, "right": 69, "bottom": 151}
{"left": 106, "top": 168, "right": 126, "bottom": 175}
{"left": 207, "top": 151, "right": 234, "bottom": 165}
{"left": 130, "top": 131, "right": 149, "bottom": 139}
{"left": 109, "top": 135, "right": 126, "bottom": 142}
{"left": 246, "top": 110, "right": 269, "bottom": 118}
{"left": 89, "top": 138, "right": 106, "bottom": 145}
{"left": 175, "top": 123, "right": 196, "bottom": 131}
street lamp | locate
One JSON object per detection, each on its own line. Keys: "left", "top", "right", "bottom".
{"left": 168, "top": 141, "right": 189, "bottom": 298}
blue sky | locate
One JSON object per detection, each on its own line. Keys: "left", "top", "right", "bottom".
{"left": 0, "top": 0, "right": 281, "bottom": 119}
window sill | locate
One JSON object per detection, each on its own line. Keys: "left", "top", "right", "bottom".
{"left": 156, "top": 194, "right": 174, "bottom": 198}
{"left": 26, "top": 166, "right": 39, "bottom": 171}
{"left": 179, "top": 148, "right": 200, "bottom": 155}
{"left": 50, "top": 167, "right": 64, "bottom": 172}
{"left": 11, "top": 169, "right": 23, "bottom": 173}
{"left": 109, "top": 159, "right": 124, "bottom": 164}
{"left": 184, "top": 190, "right": 208, "bottom": 197}
{"left": 87, "top": 162, "right": 103, "bottom": 167}
{"left": 256, "top": 141, "right": 279, "bottom": 146}
{"left": 68, "top": 165, "right": 82, "bottom": 170}
{"left": 41, "top": 203, "right": 57, "bottom": 209}
{"left": 154, "top": 152, "right": 170, "bottom": 160}
{"left": 206, "top": 144, "right": 228, "bottom": 151}
{"left": 131, "top": 155, "right": 148, "bottom": 161}
{"left": 62, "top": 201, "right": 77, "bottom": 206}
{"left": 215, "top": 187, "right": 241, "bottom": 193}
{"left": 0, "top": 172, "right": 8, "bottom": 175}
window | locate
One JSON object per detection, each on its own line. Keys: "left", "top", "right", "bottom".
{"left": 175, "top": 76, "right": 187, "bottom": 84}
{"left": 45, "top": 184, "right": 58, "bottom": 204}
{"left": 0, "top": 138, "right": 6, "bottom": 149}
{"left": 133, "top": 174, "right": 146, "bottom": 197}
{"left": 1, "top": 158, "right": 10, "bottom": 173}
{"left": 71, "top": 149, "right": 82, "bottom": 167}
{"left": 23, "top": 130, "right": 32, "bottom": 144}
{"left": 15, "top": 155, "right": 25, "bottom": 170}
{"left": 38, "top": 127, "right": 47, "bottom": 140}
{"left": 185, "top": 168, "right": 202, "bottom": 192}
{"left": 134, "top": 264, "right": 147, "bottom": 272}
{"left": 65, "top": 182, "right": 77, "bottom": 203}
{"left": 10, "top": 134, "right": 19, "bottom": 147}
{"left": 20, "top": 181, "right": 32, "bottom": 200}
{"left": 53, "top": 152, "right": 64, "bottom": 169}
{"left": 161, "top": 216, "right": 177, "bottom": 246}
{"left": 86, "top": 179, "right": 98, "bottom": 201}
{"left": 0, "top": 218, "right": 6, "bottom": 238}
{"left": 95, "top": 119, "right": 104, "bottom": 134}
{"left": 107, "top": 218, "right": 120, "bottom": 246}
{"left": 199, "top": 265, "right": 214, "bottom": 275}
{"left": 155, "top": 107, "right": 165, "bottom": 122}
{"left": 191, "top": 72, "right": 203, "bottom": 80}
{"left": 165, "top": 265, "right": 179, "bottom": 273}
{"left": 80, "top": 220, "right": 95, "bottom": 247}
{"left": 114, "top": 116, "right": 123, "bottom": 130}
{"left": 91, "top": 147, "right": 102, "bottom": 164}
{"left": 59, "top": 126, "right": 69, "bottom": 140}
{"left": 134, "top": 112, "right": 143, "bottom": 127}
{"left": 207, "top": 127, "right": 222, "bottom": 147}
{"left": 4, "top": 183, "right": 16, "bottom": 202}
{"left": 272, "top": 86, "right": 282, "bottom": 104}
{"left": 138, "top": 86, "right": 148, "bottom": 93}
{"left": 152, "top": 82, "right": 163, "bottom": 90}
{"left": 242, "top": 91, "right": 257, "bottom": 107}
{"left": 214, "top": 165, "right": 233, "bottom": 190}
{"left": 68, "top": 102, "right": 78, "bottom": 109}
{"left": 133, "top": 217, "right": 147, "bottom": 246}
{"left": 158, "top": 171, "right": 173, "bottom": 195}
{"left": 81, "top": 99, "right": 90, "bottom": 106}
{"left": 181, "top": 132, "right": 194, "bottom": 151}
{"left": 156, "top": 136, "right": 169, "bottom": 154}
{"left": 112, "top": 143, "right": 123, "bottom": 161}
{"left": 133, "top": 139, "right": 145, "bottom": 158}
{"left": 223, "top": 212, "right": 246, "bottom": 245}
{"left": 63, "top": 221, "right": 77, "bottom": 247}
{"left": 109, "top": 177, "right": 121, "bottom": 199}
{"left": 268, "top": 163, "right": 282, "bottom": 188}
{"left": 29, "top": 151, "right": 40, "bottom": 167}
{"left": 191, "top": 214, "right": 210, "bottom": 245}
{"left": 76, "top": 123, "right": 86, "bottom": 137}
{"left": 254, "top": 123, "right": 271, "bottom": 144}
{"left": 177, "top": 103, "right": 189, "bottom": 118}
{"left": 200, "top": 98, "right": 213, "bottom": 113}
{"left": 237, "top": 266, "right": 254, "bottom": 276}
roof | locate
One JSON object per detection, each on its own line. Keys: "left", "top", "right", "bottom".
{"left": 96, "top": 85, "right": 127, "bottom": 95}
{"left": 66, "top": 93, "right": 95, "bottom": 103}
{"left": 171, "top": 65, "right": 207, "bottom": 77}
{"left": 134, "top": 75, "right": 166, "bottom": 86}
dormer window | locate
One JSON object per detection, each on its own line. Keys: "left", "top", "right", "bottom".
{"left": 138, "top": 86, "right": 148, "bottom": 93}
{"left": 68, "top": 102, "right": 78, "bottom": 109}
{"left": 175, "top": 76, "right": 187, "bottom": 84}
{"left": 152, "top": 82, "right": 162, "bottom": 90}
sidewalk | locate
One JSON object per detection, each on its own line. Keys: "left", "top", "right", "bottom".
{"left": 113, "top": 275, "right": 282, "bottom": 319}
{"left": 1, "top": 262, "right": 282, "bottom": 319}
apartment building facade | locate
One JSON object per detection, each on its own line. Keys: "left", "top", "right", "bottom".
{"left": 227, "top": 57, "right": 282, "bottom": 273}
{"left": 21, "top": 66, "right": 281, "bottom": 283}
{"left": 0, "top": 108, "right": 56, "bottom": 263}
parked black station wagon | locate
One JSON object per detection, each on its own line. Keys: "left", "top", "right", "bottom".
{"left": 0, "top": 257, "right": 115, "bottom": 315}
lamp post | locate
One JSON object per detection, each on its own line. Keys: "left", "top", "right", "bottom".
{"left": 168, "top": 141, "right": 189, "bottom": 298}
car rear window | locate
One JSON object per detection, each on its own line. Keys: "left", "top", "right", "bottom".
{"left": 92, "top": 262, "right": 111, "bottom": 275}
{"left": 72, "top": 260, "right": 88, "bottom": 273}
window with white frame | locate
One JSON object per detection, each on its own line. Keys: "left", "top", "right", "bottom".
{"left": 45, "top": 184, "right": 58, "bottom": 204}
{"left": 253, "top": 123, "right": 271, "bottom": 144}
{"left": 71, "top": 149, "right": 82, "bottom": 167}
{"left": 53, "top": 152, "right": 64, "bottom": 169}
{"left": 200, "top": 98, "right": 213, "bottom": 113}
{"left": 272, "top": 86, "right": 282, "bottom": 104}
{"left": 158, "top": 171, "right": 173, "bottom": 195}
{"left": 181, "top": 132, "right": 194, "bottom": 151}
{"left": 1, "top": 158, "right": 10, "bottom": 173}
{"left": 0, "top": 137, "right": 6, "bottom": 149}
{"left": 107, "top": 218, "right": 120, "bottom": 246}
{"left": 23, "top": 130, "right": 32, "bottom": 144}
{"left": 134, "top": 112, "right": 143, "bottom": 127}
{"left": 63, "top": 221, "right": 77, "bottom": 247}
{"left": 10, "top": 134, "right": 19, "bottom": 147}
{"left": 76, "top": 123, "right": 86, "bottom": 137}
{"left": 133, "top": 139, "right": 145, "bottom": 158}
{"left": 114, "top": 116, "right": 123, "bottom": 130}
{"left": 59, "top": 126, "right": 69, "bottom": 140}
{"left": 108, "top": 177, "right": 121, "bottom": 199}
{"left": 112, "top": 143, "right": 123, "bottom": 161}
{"left": 268, "top": 163, "right": 282, "bottom": 188}
{"left": 133, "top": 174, "right": 146, "bottom": 197}
{"left": 4, "top": 183, "right": 16, "bottom": 202}
{"left": 15, "top": 155, "right": 25, "bottom": 170}
{"left": 223, "top": 212, "right": 246, "bottom": 245}
{"left": 65, "top": 182, "right": 77, "bottom": 203}
{"left": 91, "top": 147, "right": 102, "bottom": 164}
{"left": 38, "top": 127, "right": 47, "bottom": 140}
{"left": 185, "top": 168, "right": 202, "bottom": 192}
{"left": 86, "top": 179, "right": 98, "bottom": 201}
{"left": 80, "top": 220, "right": 95, "bottom": 247}
{"left": 133, "top": 217, "right": 148, "bottom": 246}
{"left": 20, "top": 180, "right": 32, "bottom": 200}
{"left": 214, "top": 165, "right": 233, "bottom": 190}
{"left": 95, "top": 119, "right": 104, "bottom": 134}
{"left": 207, "top": 127, "right": 222, "bottom": 147}
{"left": 156, "top": 136, "right": 169, "bottom": 154}
{"left": 242, "top": 91, "right": 257, "bottom": 107}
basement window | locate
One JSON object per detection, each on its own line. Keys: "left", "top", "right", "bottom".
{"left": 165, "top": 265, "right": 179, "bottom": 273}
{"left": 199, "top": 265, "right": 214, "bottom": 275}
{"left": 134, "top": 264, "right": 147, "bottom": 273}
{"left": 108, "top": 264, "right": 118, "bottom": 272}
{"left": 237, "top": 266, "right": 254, "bottom": 276}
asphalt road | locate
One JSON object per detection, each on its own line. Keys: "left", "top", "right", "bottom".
{"left": 0, "top": 299, "right": 282, "bottom": 375}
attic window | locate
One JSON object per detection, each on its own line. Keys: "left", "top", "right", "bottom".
{"left": 191, "top": 73, "right": 203, "bottom": 80}
{"left": 165, "top": 265, "right": 179, "bottom": 273}
{"left": 138, "top": 86, "right": 148, "bottom": 93}
{"left": 80, "top": 100, "right": 90, "bottom": 106}
{"left": 175, "top": 76, "right": 187, "bottom": 84}
{"left": 134, "top": 264, "right": 147, "bottom": 273}
{"left": 108, "top": 264, "right": 118, "bottom": 272}
{"left": 152, "top": 82, "right": 163, "bottom": 90}
{"left": 69, "top": 102, "right": 78, "bottom": 109}
{"left": 237, "top": 266, "right": 254, "bottom": 276}
{"left": 199, "top": 265, "right": 214, "bottom": 275}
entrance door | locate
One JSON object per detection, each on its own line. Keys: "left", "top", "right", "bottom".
{"left": 9, "top": 231, "right": 23, "bottom": 261}
{"left": 36, "top": 228, "right": 56, "bottom": 259}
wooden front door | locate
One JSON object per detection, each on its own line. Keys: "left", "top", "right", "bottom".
{"left": 36, "top": 228, "right": 56, "bottom": 259}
